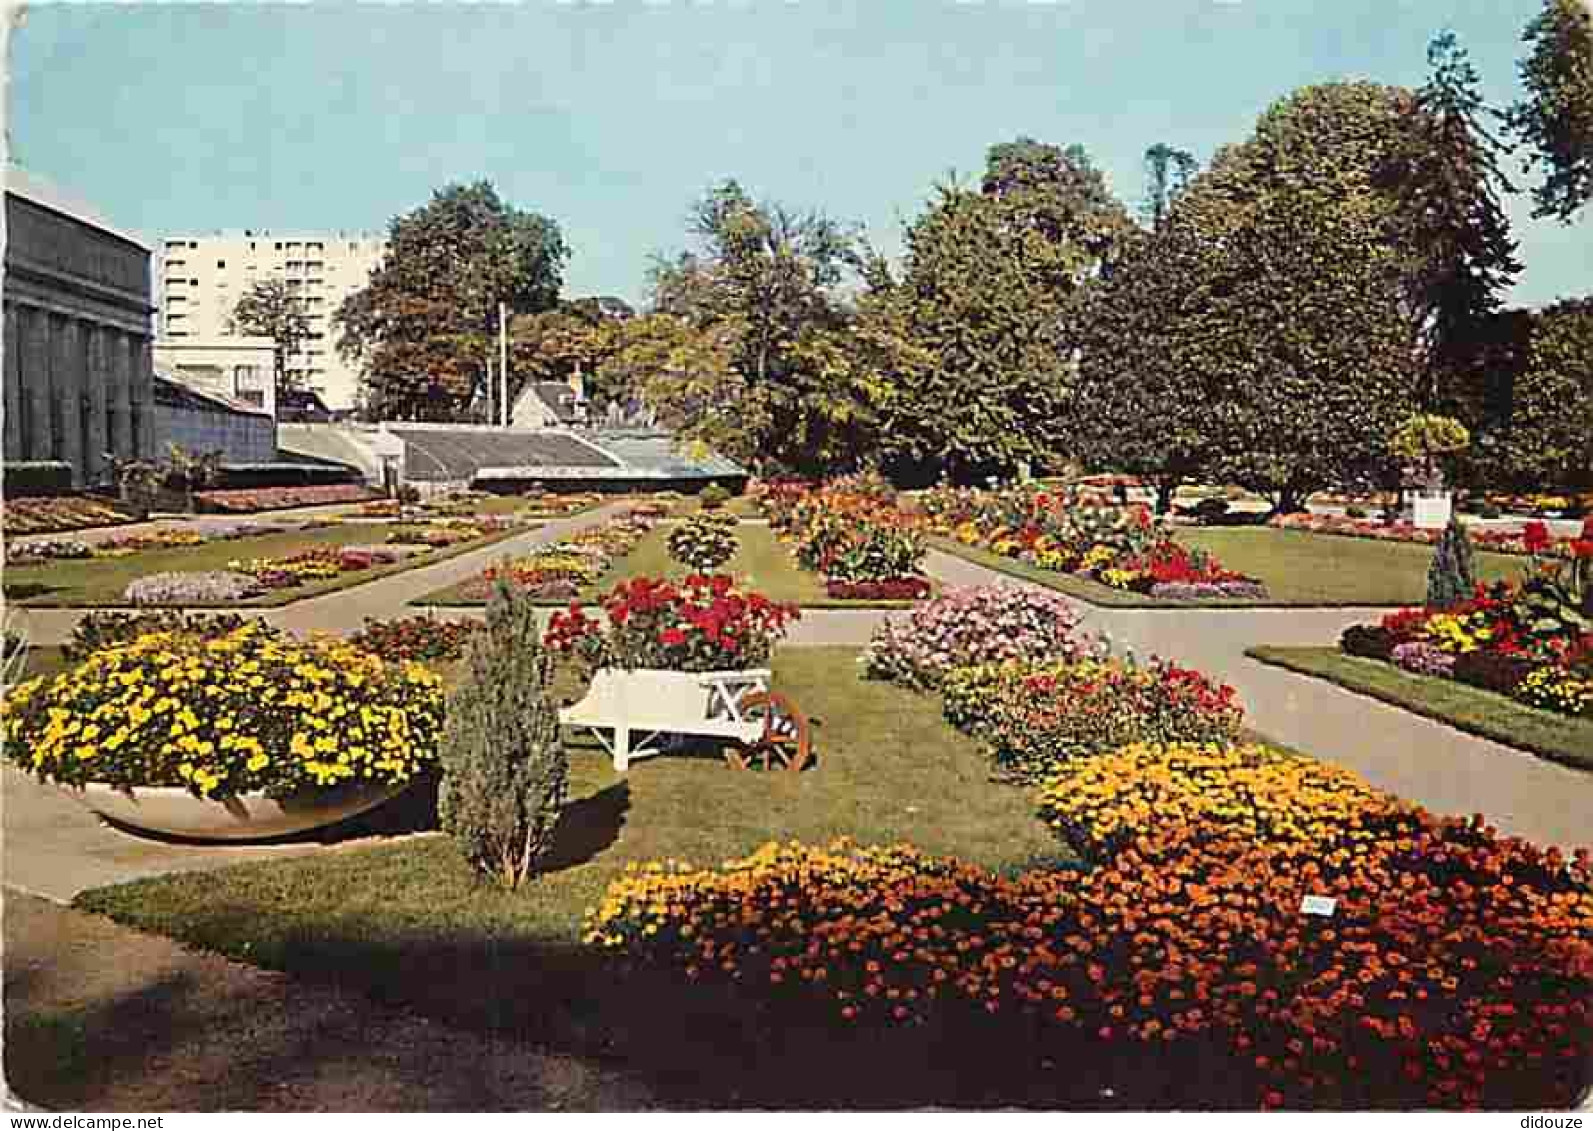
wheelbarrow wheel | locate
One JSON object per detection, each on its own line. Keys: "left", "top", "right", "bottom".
{"left": 725, "top": 690, "right": 813, "bottom": 772}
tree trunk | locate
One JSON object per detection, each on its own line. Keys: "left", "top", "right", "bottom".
{"left": 1155, "top": 478, "right": 1179, "bottom": 515}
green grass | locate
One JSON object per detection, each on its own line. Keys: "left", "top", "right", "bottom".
{"left": 1178, "top": 529, "right": 1527, "bottom": 606}
{"left": 418, "top": 521, "right": 926, "bottom": 609}
{"left": 930, "top": 529, "right": 1528, "bottom": 609}
{"left": 70, "top": 646, "right": 1089, "bottom": 1108}
{"left": 1246, "top": 646, "right": 1593, "bottom": 772}
{"left": 3, "top": 522, "right": 532, "bottom": 609}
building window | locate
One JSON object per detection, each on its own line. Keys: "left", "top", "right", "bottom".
{"left": 189, "top": 241, "right": 198, "bottom": 249}
{"left": 216, "top": 259, "right": 226, "bottom": 269}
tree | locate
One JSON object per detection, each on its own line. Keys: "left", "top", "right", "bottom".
{"left": 1067, "top": 225, "right": 1217, "bottom": 512}
{"left": 1382, "top": 32, "right": 1522, "bottom": 402}
{"left": 636, "top": 180, "right": 874, "bottom": 472}
{"left": 592, "top": 312, "right": 748, "bottom": 457}
{"left": 508, "top": 296, "right": 634, "bottom": 408}
{"left": 1140, "top": 143, "right": 1199, "bottom": 231}
{"left": 1178, "top": 79, "right": 1518, "bottom": 408}
{"left": 438, "top": 579, "right": 568, "bottom": 891}
{"left": 1486, "top": 297, "right": 1593, "bottom": 490}
{"left": 876, "top": 141, "right": 1132, "bottom": 483}
{"left": 229, "top": 278, "right": 311, "bottom": 402}
{"left": 1184, "top": 191, "right": 1419, "bottom": 514}
{"left": 881, "top": 185, "right": 1080, "bottom": 481}
{"left": 335, "top": 181, "right": 568, "bottom": 420}
{"left": 981, "top": 137, "right": 1137, "bottom": 266}
{"left": 1512, "top": 0, "right": 1593, "bottom": 221}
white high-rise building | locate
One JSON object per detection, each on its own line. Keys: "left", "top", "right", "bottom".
{"left": 156, "top": 230, "right": 385, "bottom": 411}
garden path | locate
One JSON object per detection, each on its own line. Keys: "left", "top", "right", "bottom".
{"left": 7, "top": 510, "right": 1587, "bottom": 902}
{"left": 11, "top": 500, "right": 639, "bottom": 646}
{"left": 925, "top": 548, "right": 1593, "bottom": 851}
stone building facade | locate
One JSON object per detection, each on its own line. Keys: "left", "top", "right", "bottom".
{"left": 3, "top": 169, "right": 156, "bottom": 487}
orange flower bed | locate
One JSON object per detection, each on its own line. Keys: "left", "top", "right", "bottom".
{"left": 588, "top": 819, "right": 1593, "bottom": 1107}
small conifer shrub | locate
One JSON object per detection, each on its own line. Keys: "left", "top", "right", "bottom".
{"left": 438, "top": 578, "right": 569, "bottom": 889}
{"left": 1426, "top": 517, "right": 1477, "bottom": 609}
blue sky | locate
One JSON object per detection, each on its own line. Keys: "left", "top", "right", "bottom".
{"left": 9, "top": 0, "right": 1589, "bottom": 308}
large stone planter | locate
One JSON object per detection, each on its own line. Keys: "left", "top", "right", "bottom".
{"left": 1412, "top": 490, "right": 1454, "bottom": 530}
{"left": 58, "top": 778, "right": 412, "bottom": 841}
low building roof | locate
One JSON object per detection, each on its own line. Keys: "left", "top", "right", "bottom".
{"left": 386, "top": 426, "right": 619, "bottom": 482}
{"left": 152, "top": 368, "right": 274, "bottom": 419}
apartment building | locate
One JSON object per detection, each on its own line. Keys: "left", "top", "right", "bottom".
{"left": 157, "top": 230, "right": 385, "bottom": 411}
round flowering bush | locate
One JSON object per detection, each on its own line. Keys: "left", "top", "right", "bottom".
{"left": 349, "top": 615, "right": 481, "bottom": 663}
{"left": 1, "top": 622, "right": 444, "bottom": 798}
{"left": 64, "top": 610, "right": 250, "bottom": 664}
{"left": 123, "top": 570, "right": 265, "bottom": 604}
{"left": 666, "top": 511, "right": 739, "bottom": 572}
{"left": 861, "top": 586, "right": 1085, "bottom": 690}
{"left": 939, "top": 658, "right": 1245, "bottom": 783}
{"left": 546, "top": 574, "right": 799, "bottom": 673}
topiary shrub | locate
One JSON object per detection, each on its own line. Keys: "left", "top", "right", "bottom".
{"left": 438, "top": 579, "right": 569, "bottom": 890}
{"left": 1340, "top": 624, "right": 1396, "bottom": 660}
{"left": 666, "top": 511, "right": 738, "bottom": 572}
{"left": 699, "top": 482, "right": 732, "bottom": 510}
{"left": 1426, "top": 517, "right": 1477, "bottom": 610}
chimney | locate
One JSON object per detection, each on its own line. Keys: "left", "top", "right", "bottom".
{"left": 568, "top": 361, "right": 586, "bottom": 405}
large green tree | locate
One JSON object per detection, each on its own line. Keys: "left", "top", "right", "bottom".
{"left": 1382, "top": 33, "right": 1522, "bottom": 401}
{"left": 335, "top": 181, "right": 568, "bottom": 420}
{"left": 633, "top": 180, "right": 875, "bottom": 472}
{"left": 880, "top": 184, "right": 1079, "bottom": 481}
{"left": 1512, "top": 0, "right": 1593, "bottom": 221}
{"left": 1482, "top": 298, "right": 1593, "bottom": 490}
{"left": 1179, "top": 79, "right": 1518, "bottom": 404}
{"left": 228, "top": 277, "right": 311, "bottom": 402}
{"left": 877, "top": 140, "right": 1132, "bottom": 482}
{"left": 1192, "top": 192, "right": 1419, "bottom": 513}
{"left": 1067, "top": 224, "right": 1216, "bottom": 512}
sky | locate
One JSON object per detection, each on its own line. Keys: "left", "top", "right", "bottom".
{"left": 7, "top": 0, "right": 1590, "bottom": 310}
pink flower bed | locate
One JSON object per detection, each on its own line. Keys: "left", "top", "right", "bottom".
{"left": 194, "top": 485, "right": 377, "bottom": 514}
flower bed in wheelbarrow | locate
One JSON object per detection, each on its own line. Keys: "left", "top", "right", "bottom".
{"left": 545, "top": 574, "right": 813, "bottom": 771}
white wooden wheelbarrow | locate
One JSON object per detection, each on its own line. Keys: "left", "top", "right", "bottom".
{"left": 558, "top": 668, "right": 813, "bottom": 773}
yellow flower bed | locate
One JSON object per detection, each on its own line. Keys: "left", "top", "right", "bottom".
{"left": 1, "top": 622, "right": 444, "bottom": 798}
{"left": 1036, "top": 741, "right": 1421, "bottom": 864}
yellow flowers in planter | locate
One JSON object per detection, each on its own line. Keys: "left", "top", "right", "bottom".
{"left": 1, "top": 621, "right": 443, "bottom": 799}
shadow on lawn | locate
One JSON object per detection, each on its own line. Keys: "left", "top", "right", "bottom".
{"left": 175, "top": 918, "right": 1255, "bottom": 1110}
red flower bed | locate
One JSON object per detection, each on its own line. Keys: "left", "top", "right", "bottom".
{"left": 547, "top": 574, "right": 799, "bottom": 673}
{"left": 1270, "top": 512, "right": 1583, "bottom": 557}
{"left": 194, "top": 484, "right": 377, "bottom": 513}
{"left": 825, "top": 578, "right": 932, "bottom": 600}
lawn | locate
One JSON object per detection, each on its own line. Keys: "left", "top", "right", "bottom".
{"left": 418, "top": 521, "right": 926, "bottom": 609}
{"left": 1246, "top": 646, "right": 1593, "bottom": 772}
{"left": 70, "top": 646, "right": 1093, "bottom": 1109}
{"left": 3, "top": 522, "right": 532, "bottom": 609}
{"left": 929, "top": 528, "right": 1527, "bottom": 608}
